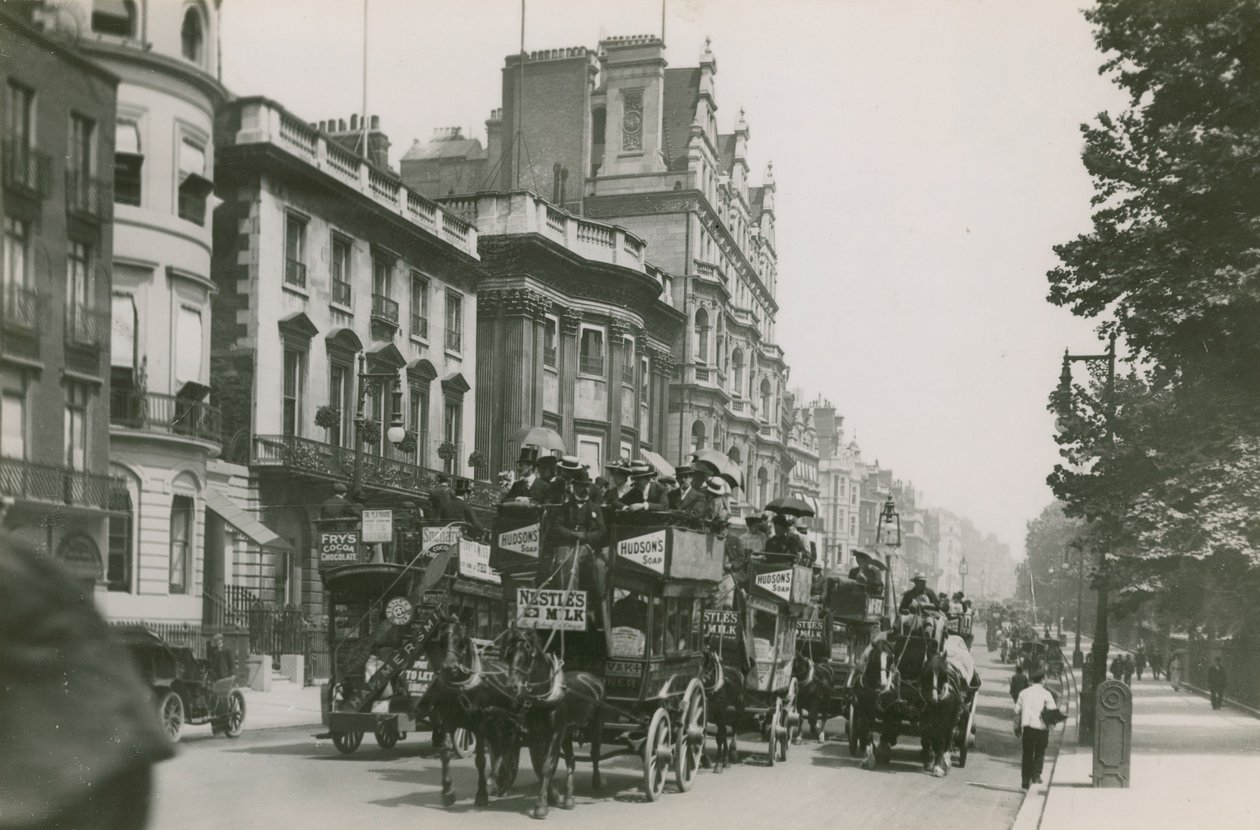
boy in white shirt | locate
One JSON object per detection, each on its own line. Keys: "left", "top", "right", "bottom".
{"left": 1013, "top": 667, "right": 1059, "bottom": 790}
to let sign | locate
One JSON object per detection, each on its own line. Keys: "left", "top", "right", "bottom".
{"left": 361, "top": 509, "right": 394, "bottom": 543}
{"left": 516, "top": 588, "right": 587, "bottom": 631}
{"left": 320, "top": 530, "right": 361, "bottom": 565}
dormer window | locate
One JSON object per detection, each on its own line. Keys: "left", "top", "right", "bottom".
{"left": 181, "top": 7, "right": 204, "bottom": 64}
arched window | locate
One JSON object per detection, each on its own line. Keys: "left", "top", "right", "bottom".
{"left": 181, "top": 6, "right": 205, "bottom": 64}
{"left": 727, "top": 445, "right": 741, "bottom": 466}
{"left": 107, "top": 468, "right": 139, "bottom": 592}
{"left": 694, "top": 307, "right": 709, "bottom": 364}
{"left": 731, "top": 349, "right": 744, "bottom": 396}
{"left": 757, "top": 467, "right": 769, "bottom": 508}
{"left": 690, "top": 419, "right": 706, "bottom": 454}
{"left": 759, "top": 377, "right": 772, "bottom": 418}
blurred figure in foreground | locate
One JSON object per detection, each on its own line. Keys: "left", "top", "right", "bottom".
{"left": 0, "top": 533, "right": 174, "bottom": 829}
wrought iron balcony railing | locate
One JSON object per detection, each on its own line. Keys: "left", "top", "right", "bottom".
{"left": 251, "top": 433, "right": 501, "bottom": 508}
{"left": 109, "top": 389, "right": 222, "bottom": 444}
{"left": 65, "top": 302, "right": 109, "bottom": 349}
{"left": 2, "top": 140, "right": 51, "bottom": 197}
{"left": 332, "top": 279, "right": 352, "bottom": 307}
{"left": 66, "top": 172, "right": 114, "bottom": 222}
{"left": 284, "top": 258, "right": 307, "bottom": 288}
{"left": 444, "top": 327, "right": 462, "bottom": 353}
{"left": 0, "top": 457, "right": 123, "bottom": 510}
{"left": 579, "top": 354, "right": 604, "bottom": 376}
{"left": 371, "top": 293, "right": 399, "bottom": 327}
{"left": 2, "top": 284, "right": 45, "bottom": 331}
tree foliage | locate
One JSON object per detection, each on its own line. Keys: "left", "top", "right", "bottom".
{"left": 1047, "top": 0, "right": 1260, "bottom": 629}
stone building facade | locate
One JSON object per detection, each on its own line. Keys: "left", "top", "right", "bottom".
{"left": 0, "top": 6, "right": 119, "bottom": 586}
{"left": 435, "top": 190, "right": 682, "bottom": 476}
{"left": 402, "top": 36, "right": 795, "bottom": 504}
{"left": 812, "top": 400, "right": 867, "bottom": 574}
{"left": 210, "top": 97, "right": 483, "bottom": 618}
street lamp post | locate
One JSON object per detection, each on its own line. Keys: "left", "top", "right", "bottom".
{"left": 959, "top": 556, "right": 968, "bottom": 595}
{"left": 1056, "top": 332, "right": 1117, "bottom": 744}
{"left": 876, "top": 496, "right": 901, "bottom": 626}
{"left": 349, "top": 353, "right": 408, "bottom": 502}
{"left": 1073, "top": 542, "right": 1086, "bottom": 668}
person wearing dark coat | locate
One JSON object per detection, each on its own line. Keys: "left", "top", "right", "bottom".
{"left": 429, "top": 474, "right": 453, "bottom": 517}
{"left": 439, "top": 479, "right": 483, "bottom": 537}
{"left": 620, "top": 461, "right": 670, "bottom": 512}
{"left": 541, "top": 469, "right": 608, "bottom": 626}
{"left": 898, "top": 573, "right": 941, "bottom": 614}
{"left": 848, "top": 550, "right": 886, "bottom": 596}
{"left": 319, "top": 482, "right": 361, "bottom": 528}
{"left": 528, "top": 455, "right": 565, "bottom": 505}
{"left": 1010, "top": 661, "right": 1031, "bottom": 703}
{"left": 504, "top": 446, "right": 539, "bottom": 501}
{"left": 0, "top": 533, "right": 175, "bottom": 828}
{"left": 764, "top": 512, "right": 809, "bottom": 564}
{"left": 1123, "top": 654, "right": 1135, "bottom": 686}
{"left": 1208, "top": 657, "right": 1227, "bottom": 709}
{"left": 206, "top": 633, "right": 235, "bottom": 680}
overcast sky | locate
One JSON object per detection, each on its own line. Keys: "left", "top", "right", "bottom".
{"left": 221, "top": 0, "right": 1126, "bottom": 557}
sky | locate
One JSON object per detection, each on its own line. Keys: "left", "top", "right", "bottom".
{"left": 220, "top": 0, "right": 1127, "bottom": 557}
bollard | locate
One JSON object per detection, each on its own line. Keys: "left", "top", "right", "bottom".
{"left": 1092, "top": 679, "right": 1132, "bottom": 787}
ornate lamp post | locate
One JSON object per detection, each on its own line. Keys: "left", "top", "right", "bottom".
{"left": 876, "top": 496, "right": 901, "bottom": 624}
{"left": 959, "top": 556, "right": 968, "bottom": 594}
{"left": 1055, "top": 333, "right": 1117, "bottom": 745}
{"left": 350, "top": 353, "right": 408, "bottom": 497}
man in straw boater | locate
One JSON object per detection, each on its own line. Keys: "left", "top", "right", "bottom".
{"left": 504, "top": 445, "right": 539, "bottom": 501}
{"left": 603, "top": 457, "right": 635, "bottom": 510}
{"left": 898, "top": 572, "right": 941, "bottom": 615}
{"left": 622, "top": 460, "right": 671, "bottom": 512}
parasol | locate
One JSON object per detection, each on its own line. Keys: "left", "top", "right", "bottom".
{"left": 508, "top": 426, "right": 566, "bottom": 454}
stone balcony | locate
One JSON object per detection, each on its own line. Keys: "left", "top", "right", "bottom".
{"left": 438, "top": 190, "right": 648, "bottom": 277}
{"left": 227, "top": 97, "right": 479, "bottom": 260}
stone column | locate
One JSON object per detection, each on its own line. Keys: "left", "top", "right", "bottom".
{"left": 559, "top": 312, "right": 582, "bottom": 451}
{"left": 498, "top": 288, "right": 546, "bottom": 466}
{"left": 608, "top": 320, "right": 630, "bottom": 457}
{"left": 476, "top": 291, "right": 502, "bottom": 475}
{"left": 651, "top": 348, "right": 675, "bottom": 459}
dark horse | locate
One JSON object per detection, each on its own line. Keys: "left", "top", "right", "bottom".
{"left": 852, "top": 635, "right": 900, "bottom": 769}
{"left": 918, "top": 649, "right": 963, "bottom": 777}
{"left": 502, "top": 628, "right": 604, "bottom": 820}
{"left": 422, "top": 612, "right": 520, "bottom": 807}
{"left": 703, "top": 639, "right": 745, "bottom": 773}
{"left": 791, "top": 653, "right": 845, "bottom": 743}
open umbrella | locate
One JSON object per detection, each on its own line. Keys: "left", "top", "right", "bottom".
{"left": 508, "top": 426, "right": 566, "bottom": 455}
{"left": 765, "top": 495, "right": 816, "bottom": 518}
{"left": 690, "top": 449, "right": 744, "bottom": 491}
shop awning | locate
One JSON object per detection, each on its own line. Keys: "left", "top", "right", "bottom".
{"left": 639, "top": 449, "right": 675, "bottom": 478}
{"left": 203, "top": 487, "right": 292, "bottom": 552}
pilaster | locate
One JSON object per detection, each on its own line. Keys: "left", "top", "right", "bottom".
{"left": 559, "top": 312, "right": 582, "bottom": 450}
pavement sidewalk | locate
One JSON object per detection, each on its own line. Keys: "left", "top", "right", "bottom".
{"left": 1020, "top": 642, "right": 1260, "bottom": 830}
{"left": 239, "top": 683, "right": 324, "bottom": 731}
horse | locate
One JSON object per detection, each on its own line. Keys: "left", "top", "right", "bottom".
{"left": 852, "top": 635, "right": 900, "bottom": 769}
{"left": 501, "top": 628, "right": 604, "bottom": 820}
{"left": 703, "top": 637, "right": 745, "bottom": 772}
{"left": 918, "top": 649, "right": 963, "bottom": 777}
{"left": 791, "top": 652, "right": 844, "bottom": 743}
{"left": 421, "top": 611, "right": 521, "bottom": 808}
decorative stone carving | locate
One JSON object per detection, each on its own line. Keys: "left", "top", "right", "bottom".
{"left": 622, "top": 90, "right": 643, "bottom": 152}
{"left": 479, "top": 287, "right": 548, "bottom": 318}
{"left": 560, "top": 312, "right": 583, "bottom": 337}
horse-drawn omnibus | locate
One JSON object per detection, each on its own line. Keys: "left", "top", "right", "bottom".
{"left": 317, "top": 521, "right": 500, "bottom": 756}
{"left": 490, "top": 507, "right": 724, "bottom": 810}
{"left": 703, "top": 555, "right": 810, "bottom": 769}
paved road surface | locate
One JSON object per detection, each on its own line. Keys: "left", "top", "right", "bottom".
{"left": 150, "top": 646, "right": 1029, "bottom": 829}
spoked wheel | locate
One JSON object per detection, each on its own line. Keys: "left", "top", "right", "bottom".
{"left": 451, "top": 726, "right": 475, "bottom": 759}
{"left": 642, "top": 706, "right": 672, "bottom": 802}
{"left": 332, "top": 729, "right": 364, "bottom": 754}
{"left": 374, "top": 721, "right": 400, "bottom": 750}
{"left": 158, "top": 690, "right": 184, "bottom": 744}
{"left": 848, "top": 701, "right": 859, "bottom": 757}
{"left": 775, "top": 696, "right": 790, "bottom": 762}
{"left": 767, "top": 698, "right": 782, "bottom": 766}
{"left": 785, "top": 677, "right": 802, "bottom": 745}
{"left": 223, "top": 690, "right": 246, "bottom": 738}
{"left": 675, "top": 679, "right": 707, "bottom": 793}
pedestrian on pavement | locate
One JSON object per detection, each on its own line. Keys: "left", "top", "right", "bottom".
{"left": 1110, "top": 654, "right": 1125, "bottom": 681}
{"left": 1208, "top": 657, "right": 1227, "bottom": 710}
{"left": 0, "top": 533, "right": 175, "bottom": 828}
{"left": 1148, "top": 649, "right": 1163, "bottom": 682}
{"left": 1014, "top": 667, "right": 1059, "bottom": 790}
{"left": 1135, "top": 649, "right": 1147, "bottom": 681}
{"left": 1123, "top": 654, "right": 1135, "bottom": 686}
{"left": 1010, "top": 661, "right": 1030, "bottom": 703}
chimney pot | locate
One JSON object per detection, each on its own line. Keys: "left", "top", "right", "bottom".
{"left": 338, "top": 118, "right": 347, "bottom": 132}
{"left": 350, "top": 114, "right": 358, "bottom": 131}
{"left": 371, "top": 115, "right": 380, "bottom": 130}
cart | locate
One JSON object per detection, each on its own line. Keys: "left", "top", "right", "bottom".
{"left": 705, "top": 556, "right": 810, "bottom": 765}
{"left": 118, "top": 625, "right": 246, "bottom": 744}
{"left": 318, "top": 521, "right": 503, "bottom": 756}
{"left": 497, "top": 510, "right": 723, "bottom": 802}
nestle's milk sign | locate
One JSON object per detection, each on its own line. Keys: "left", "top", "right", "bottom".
{"left": 755, "top": 569, "right": 793, "bottom": 601}
{"left": 617, "top": 530, "right": 667, "bottom": 574}
{"left": 498, "top": 523, "right": 539, "bottom": 558}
